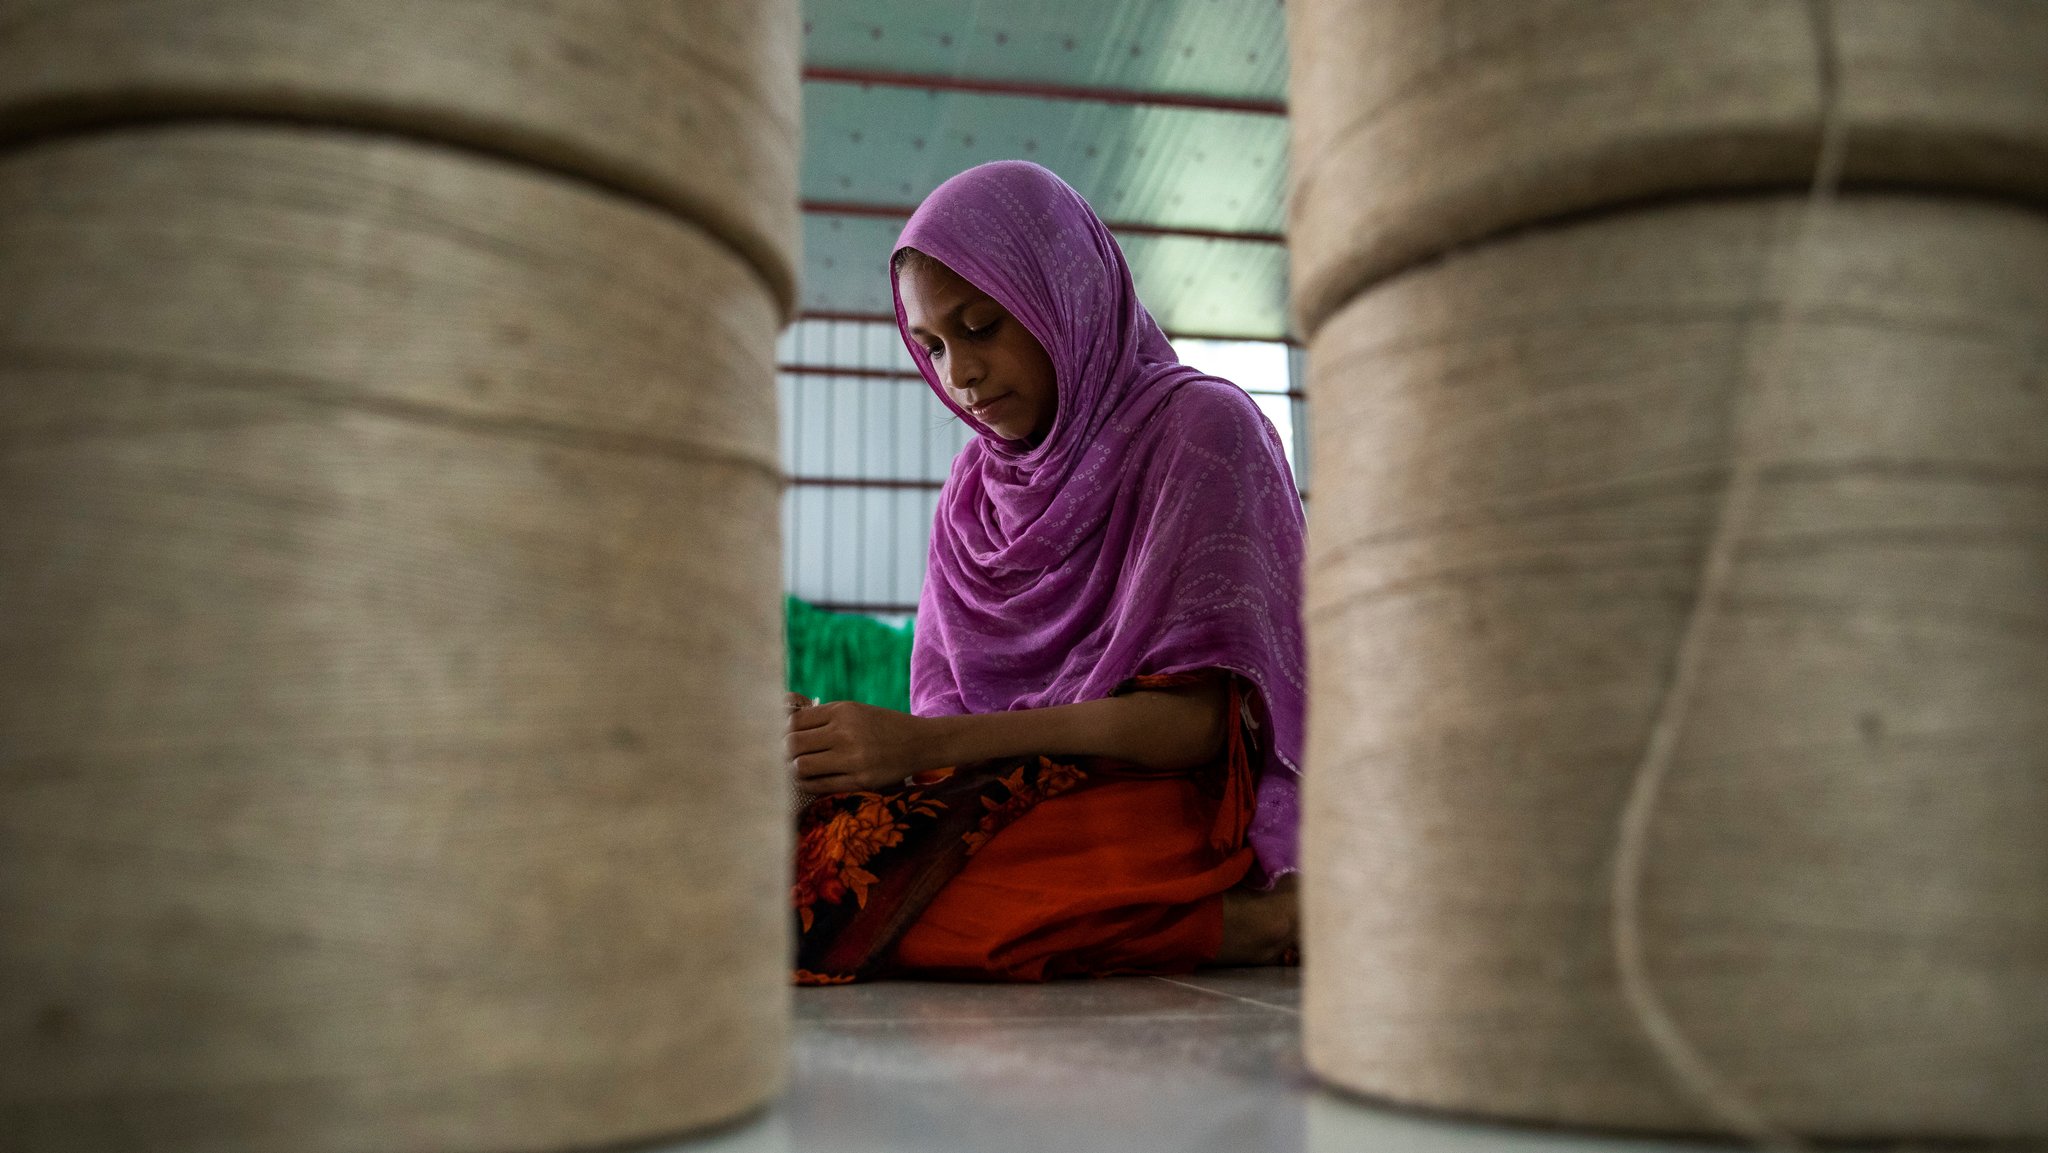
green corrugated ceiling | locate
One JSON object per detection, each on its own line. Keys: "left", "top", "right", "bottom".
{"left": 799, "top": 0, "right": 1293, "bottom": 341}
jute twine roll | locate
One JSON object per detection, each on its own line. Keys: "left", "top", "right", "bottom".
{"left": 1300, "top": 194, "right": 2048, "bottom": 1138}
{"left": 0, "top": 126, "right": 787, "bottom": 1151}
{"left": 1287, "top": 0, "right": 2048, "bottom": 338}
{"left": 0, "top": 0, "right": 800, "bottom": 313}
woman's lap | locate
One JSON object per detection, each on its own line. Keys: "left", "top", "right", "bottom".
{"left": 892, "top": 777, "right": 1255, "bottom": 981}
{"left": 793, "top": 673, "right": 1259, "bottom": 983}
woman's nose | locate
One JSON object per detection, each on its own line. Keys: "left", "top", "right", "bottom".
{"left": 943, "top": 347, "right": 984, "bottom": 393}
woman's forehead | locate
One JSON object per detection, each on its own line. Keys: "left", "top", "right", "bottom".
{"left": 900, "top": 260, "right": 1001, "bottom": 321}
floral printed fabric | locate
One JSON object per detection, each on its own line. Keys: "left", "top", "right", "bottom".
{"left": 792, "top": 755, "right": 1092, "bottom": 983}
{"left": 791, "top": 673, "right": 1248, "bottom": 984}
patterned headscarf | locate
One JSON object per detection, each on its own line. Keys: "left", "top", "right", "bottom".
{"left": 894, "top": 161, "right": 1306, "bottom": 883}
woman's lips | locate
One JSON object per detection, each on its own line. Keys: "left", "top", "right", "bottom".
{"left": 966, "top": 393, "right": 1012, "bottom": 419}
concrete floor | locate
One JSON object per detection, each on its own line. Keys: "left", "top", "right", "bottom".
{"left": 675, "top": 969, "right": 1724, "bottom": 1153}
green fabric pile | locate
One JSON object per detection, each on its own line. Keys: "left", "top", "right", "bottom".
{"left": 784, "top": 595, "right": 915, "bottom": 712}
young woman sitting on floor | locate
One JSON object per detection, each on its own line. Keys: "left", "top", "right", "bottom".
{"left": 789, "top": 160, "right": 1305, "bottom": 984}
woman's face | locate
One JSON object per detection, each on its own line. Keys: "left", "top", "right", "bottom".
{"left": 898, "top": 254, "right": 1058, "bottom": 445}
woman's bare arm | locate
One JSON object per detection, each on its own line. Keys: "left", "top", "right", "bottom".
{"left": 926, "top": 680, "right": 1226, "bottom": 772}
{"left": 789, "top": 677, "right": 1228, "bottom": 795}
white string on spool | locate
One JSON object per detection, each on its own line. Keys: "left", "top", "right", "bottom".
{"left": 1608, "top": 2, "right": 1851, "bottom": 1143}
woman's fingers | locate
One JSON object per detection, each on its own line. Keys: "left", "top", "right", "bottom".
{"left": 785, "top": 725, "right": 835, "bottom": 759}
{"left": 789, "top": 702, "right": 835, "bottom": 732}
{"left": 792, "top": 752, "right": 848, "bottom": 780}
{"left": 785, "top": 701, "right": 905, "bottom": 790}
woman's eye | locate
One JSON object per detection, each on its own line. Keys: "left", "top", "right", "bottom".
{"left": 923, "top": 344, "right": 944, "bottom": 360}
{"left": 965, "top": 318, "right": 999, "bottom": 339}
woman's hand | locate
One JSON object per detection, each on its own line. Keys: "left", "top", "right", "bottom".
{"left": 787, "top": 701, "right": 934, "bottom": 795}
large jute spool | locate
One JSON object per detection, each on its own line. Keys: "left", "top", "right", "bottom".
{"left": 1300, "top": 194, "right": 2048, "bottom": 1136}
{"left": 1287, "top": 0, "right": 2048, "bottom": 334}
{"left": 0, "top": 0, "right": 800, "bottom": 311}
{"left": 0, "top": 123, "right": 788, "bottom": 1151}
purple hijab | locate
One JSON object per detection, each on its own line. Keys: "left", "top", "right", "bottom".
{"left": 891, "top": 161, "right": 1306, "bottom": 884}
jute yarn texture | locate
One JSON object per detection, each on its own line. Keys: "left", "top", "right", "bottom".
{"left": 1285, "top": 0, "right": 2048, "bottom": 337}
{"left": 1299, "top": 194, "right": 2048, "bottom": 1138}
{"left": 0, "top": 124, "right": 790, "bottom": 1151}
{"left": 0, "top": 0, "right": 802, "bottom": 313}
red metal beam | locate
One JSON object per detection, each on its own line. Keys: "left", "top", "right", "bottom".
{"left": 779, "top": 363, "right": 924, "bottom": 382}
{"left": 806, "top": 199, "right": 1284, "bottom": 246}
{"left": 806, "top": 600, "right": 922, "bottom": 616}
{"left": 788, "top": 476, "right": 945, "bottom": 492}
{"left": 803, "top": 66, "right": 1286, "bottom": 117}
{"left": 796, "top": 309, "right": 901, "bottom": 326}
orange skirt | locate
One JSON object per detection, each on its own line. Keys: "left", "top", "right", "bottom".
{"left": 892, "top": 776, "right": 1257, "bottom": 981}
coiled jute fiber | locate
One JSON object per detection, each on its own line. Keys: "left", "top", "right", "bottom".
{"left": 1301, "top": 194, "right": 2048, "bottom": 1138}
{"left": 1294, "top": 0, "right": 2048, "bottom": 1142}
{"left": 1287, "top": 0, "right": 2048, "bottom": 336}
{"left": 0, "top": 121, "right": 789, "bottom": 1153}
{"left": 0, "top": 6, "right": 794, "bottom": 1147}
{"left": 0, "top": 0, "right": 801, "bottom": 311}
